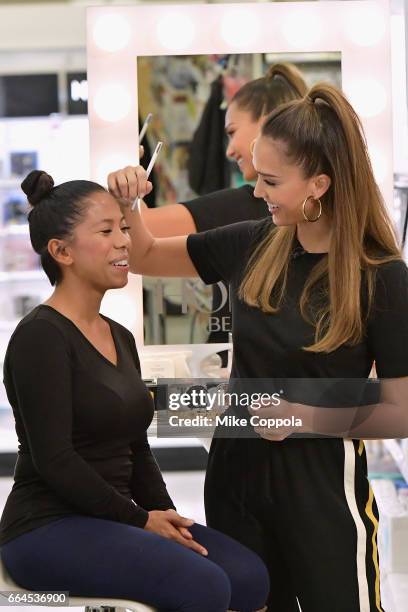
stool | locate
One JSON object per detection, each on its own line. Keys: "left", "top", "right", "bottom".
{"left": 0, "top": 556, "right": 156, "bottom": 612}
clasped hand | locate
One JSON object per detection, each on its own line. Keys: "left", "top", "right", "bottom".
{"left": 145, "top": 509, "right": 208, "bottom": 556}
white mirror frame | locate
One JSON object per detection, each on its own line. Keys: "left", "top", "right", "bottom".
{"left": 87, "top": 0, "right": 393, "bottom": 352}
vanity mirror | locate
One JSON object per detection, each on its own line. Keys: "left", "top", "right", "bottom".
{"left": 87, "top": 1, "right": 392, "bottom": 358}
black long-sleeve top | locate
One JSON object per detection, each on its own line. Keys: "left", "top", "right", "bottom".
{"left": 0, "top": 305, "right": 175, "bottom": 546}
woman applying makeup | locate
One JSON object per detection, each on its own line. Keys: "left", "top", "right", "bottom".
{"left": 118, "top": 83, "right": 408, "bottom": 611}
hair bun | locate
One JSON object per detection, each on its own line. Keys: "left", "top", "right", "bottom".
{"left": 21, "top": 170, "right": 54, "bottom": 206}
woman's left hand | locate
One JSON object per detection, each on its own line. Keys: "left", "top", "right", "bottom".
{"left": 163, "top": 509, "right": 194, "bottom": 541}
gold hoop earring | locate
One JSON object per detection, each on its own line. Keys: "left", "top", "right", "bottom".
{"left": 250, "top": 139, "right": 256, "bottom": 155}
{"left": 302, "top": 196, "right": 322, "bottom": 223}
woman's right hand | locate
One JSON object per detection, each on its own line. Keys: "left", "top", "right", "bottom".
{"left": 145, "top": 509, "right": 208, "bottom": 556}
{"left": 107, "top": 165, "right": 153, "bottom": 204}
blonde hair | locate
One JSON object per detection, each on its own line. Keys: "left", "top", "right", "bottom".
{"left": 239, "top": 83, "right": 401, "bottom": 353}
{"left": 231, "top": 63, "right": 308, "bottom": 120}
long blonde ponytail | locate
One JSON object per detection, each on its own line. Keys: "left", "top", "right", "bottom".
{"left": 239, "top": 83, "right": 401, "bottom": 352}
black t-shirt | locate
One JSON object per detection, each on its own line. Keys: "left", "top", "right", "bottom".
{"left": 0, "top": 305, "right": 175, "bottom": 546}
{"left": 181, "top": 185, "right": 269, "bottom": 349}
{"left": 187, "top": 218, "right": 408, "bottom": 381}
{"left": 181, "top": 184, "right": 268, "bottom": 231}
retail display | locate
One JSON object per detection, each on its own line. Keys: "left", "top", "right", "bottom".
{"left": 372, "top": 479, "right": 408, "bottom": 573}
{"left": 66, "top": 71, "right": 88, "bottom": 115}
{"left": 9, "top": 152, "right": 38, "bottom": 178}
{"left": 1, "top": 190, "right": 29, "bottom": 226}
{"left": 0, "top": 74, "right": 59, "bottom": 118}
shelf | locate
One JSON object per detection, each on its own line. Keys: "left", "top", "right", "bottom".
{"left": 0, "top": 406, "right": 203, "bottom": 452}
{"left": 0, "top": 269, "right": 46, "bottom": 283}
{"left": 0, "top": 428, "right": 18, "bottom": 453}
{"left": 384, "top": 573, "right": 408, "bottom": 612}
{"left": 148, "top": 413, "right": 205, "bottom": 448}
{"left": 0, "top": 224, "right": 29, "bottom": 237}
{"left": 0, "top": 179, "right": 22, "bottom": 189}
{"left": 383, "top": 440, "right": 408, "bottom": 483}
{"left": 0, "top": 320, "right": 20, "bottom": 331}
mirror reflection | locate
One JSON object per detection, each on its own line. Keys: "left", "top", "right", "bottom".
{"left": 138, "top": 52, "right": 341, "bottom": 349}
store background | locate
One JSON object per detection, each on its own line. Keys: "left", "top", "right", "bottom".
{"left": 0, "top": 0, "right": 407, "bottom": 610}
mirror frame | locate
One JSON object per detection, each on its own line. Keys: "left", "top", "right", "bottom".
{"left": 87, "top": 0, "right": 393, "bottom": 349}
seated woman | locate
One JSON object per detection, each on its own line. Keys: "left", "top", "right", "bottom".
{"left": 0, "top": 170, "right": 269, "bottom": 612}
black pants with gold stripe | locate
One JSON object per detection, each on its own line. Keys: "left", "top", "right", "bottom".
{"left": 205, "top": 436, "right": 383, "bottom": 612}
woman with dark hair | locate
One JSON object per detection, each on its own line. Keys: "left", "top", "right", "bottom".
{"left": 0, "top": 171, "right": 269, "bottom": 612}
{"left": 115, "top": 83, "right": 408, "bottom": 611}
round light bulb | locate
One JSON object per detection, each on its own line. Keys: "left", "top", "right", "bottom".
{"left": 220, "top": 9, "right": 260, "bottom": 48}
{"left": 345, "top": 4, "right": 385, "bottom": 47}
{"left": 282, "top": 11, "right": 322, "bottom": 47}
{"left": 156, "top": 14, "right": 195, "bottom": 51}
{"left": 93, "top": 14, "right": 131, "bottom": 53}
{"left": 346, "top": 79, "right": 387, "bottom": 118}
{"left": 93, "top": 84, "right": 131, "bottom": 123}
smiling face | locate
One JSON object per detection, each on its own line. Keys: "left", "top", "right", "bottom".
{"left": 50, "top": 191, "right": 131, "bottom": 291}
{"left": 252, "top": 136, "right": 330, "bottom": 226}
{"left": 225, "top": 102, "right": 263, "bottom": 182}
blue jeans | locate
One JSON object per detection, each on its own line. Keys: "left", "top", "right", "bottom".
{"left": 1, "top": 516, "right": 269, "bottom": 612}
